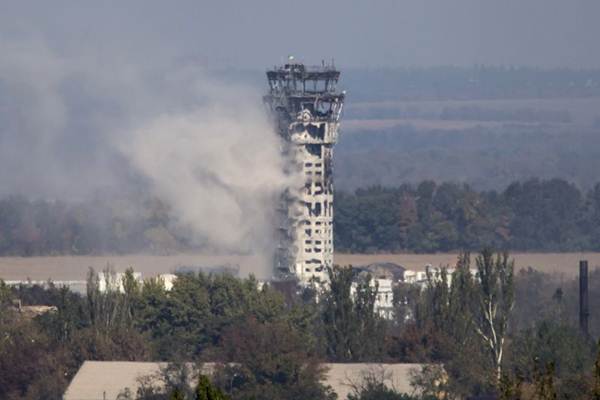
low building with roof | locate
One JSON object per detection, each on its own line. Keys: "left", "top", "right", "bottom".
{"left": 63, "top": 361, "right": 432, "bottom": 400}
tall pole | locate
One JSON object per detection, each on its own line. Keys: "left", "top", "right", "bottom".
{"left": 579, "top": 260, "right": 589, "bottom": 336}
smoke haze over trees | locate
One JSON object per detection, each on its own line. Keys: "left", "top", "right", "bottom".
{"left": 0, "top": 36, "right": 295, "bottom": 277}
{"left": 3, "top": 32, "right": 600, "bottom": 265}
{"left": 2, "top": 178, "right": 598, "bottom": 256}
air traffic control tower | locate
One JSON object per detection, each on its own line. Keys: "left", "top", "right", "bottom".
{"left": 264, "top": 58, "right": 345, "bottom": 284}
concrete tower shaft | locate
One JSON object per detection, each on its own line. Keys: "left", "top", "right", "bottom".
{"left": 264, "top": 60, "right": 344, "bottom": 284}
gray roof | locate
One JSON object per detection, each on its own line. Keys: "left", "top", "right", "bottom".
{"left": 63, "top": 361, "right": 427, "bottom": 400}
{"left": 357, "top": 262, "right": 406, "bottom": 281}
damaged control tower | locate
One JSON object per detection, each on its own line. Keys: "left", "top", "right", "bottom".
{"left": 264, "top": 58, "right": 345, "bottom": 284}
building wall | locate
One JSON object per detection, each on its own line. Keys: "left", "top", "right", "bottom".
{"left": 265, "top": 62, "right": 344, "bottom": 284}
{"left": 290, "top": 119, "right": 339, "bottom": 282}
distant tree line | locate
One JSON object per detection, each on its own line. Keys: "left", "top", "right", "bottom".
{"left": 1, "top": 178, "right": 600, "bottom": 256}
{"left": 2, "top": 250, "right": 600, "bottom": 399}
{"left": 335, "top": 178, "right": 600, "bottom": 253}
{"left": 0, "top": 194, "right": 183, "bottom": 256}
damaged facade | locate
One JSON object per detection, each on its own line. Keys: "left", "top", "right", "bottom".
{"left": 264, "top": 59, "right": 345, "bottom": 284}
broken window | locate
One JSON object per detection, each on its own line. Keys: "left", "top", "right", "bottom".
{"left": 314, "top": 183, "right": 324, "bottom": 195}
{"left": 306, "top": 144, "right": 321, "bottom": 157}
{"left": 305, "top": 202, "right": 313, "bottom": 216}
{"left": 302, "top": 102, "right": 315, "bottom": 113}
{"left": 306, "top": 123, "right": 326, "bottom": 140}
{"left": 305, "top": 182, "right": 311, "bottom": 195}
{"left": 314, "top": 202, "right": 322, "bottom": 216}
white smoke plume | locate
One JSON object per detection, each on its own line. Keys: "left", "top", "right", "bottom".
{"left": 0, "top": 36, "right": 293, "bottom": 277}
{"left": 121, "top": 78, "right": 293, "bottom": 260}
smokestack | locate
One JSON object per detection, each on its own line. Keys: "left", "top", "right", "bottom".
{"left": 579, "top": 260, "right": 589, "bottom": 336}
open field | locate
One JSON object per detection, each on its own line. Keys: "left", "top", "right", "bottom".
{"left": 0, "top": 252, "right": 598, "bottom": 282}
{"left": 0, "top": 254, "right": 269, "bottom": 281}
{"left": 345, "top": 97, "right": 600, "bottom": 126}
{"left": 336, "top": 252, "right": 600, "bottom": 278}
{"left": 343, "top": 118, "right": 549, "bottom": 131}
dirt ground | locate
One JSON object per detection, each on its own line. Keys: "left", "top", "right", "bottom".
{"left": 0, "top": 254, "right": 268, "bottom": 281}
{"left": 0, "top": 252, "right": 598, "bottom": 281}
{"left": 336, "top": 252, "right": 600, "bottom": 277}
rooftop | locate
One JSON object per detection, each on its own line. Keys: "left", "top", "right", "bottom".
{"left": 63, "top": 361, "right": 428, "bottom": 400}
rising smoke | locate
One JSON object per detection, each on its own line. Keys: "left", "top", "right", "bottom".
{"left": 121, "top": 77, "right": 294, "bottom": 265}
{"left": 0, "top": 37, "right": 294, "bottom": 277}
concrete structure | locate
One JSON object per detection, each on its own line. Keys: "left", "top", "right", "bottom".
{"left": 350, "top": 278, "right": 395, "bottom": 320}
{"left": 97, "top": 271, "right": 143, "bottom": 293}
{"left": 264, "top": 58, "right": 345, "bottom": 284}
{"left": 6, "top": 273, "right": 177, "bottom": 294}
{"left": 158, "top": 273, "right": 178, "bottom": 291}
{"left": 373, "top": 278, "right": 395, "bottom": 319}
{"left": 4, "top": 279, "right": 88, "bottom": 294}
{"left": 402, "top": 266, "right": 478, "bottom": 288}
{"left": 64, "top": 361, "right": 428, "bottom": 400}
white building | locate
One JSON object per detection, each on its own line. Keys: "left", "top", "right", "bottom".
{"left": 402, "top": 266, "right": 478, "bottom": 288}
{"left": 351, "top": 278, "right": 395, "bottom": 320}
{"left": 97, "top": 271, "right": 143, "bottom": 293}
{"left": 373, "top": 278, "right": 395, "bottom": 319}
{"left": 158, "top": 273, "right": 178, "bottom": 291}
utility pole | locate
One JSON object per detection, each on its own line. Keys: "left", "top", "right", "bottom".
{"left": 579, "top": 260, "right": 589, "bottom": 336}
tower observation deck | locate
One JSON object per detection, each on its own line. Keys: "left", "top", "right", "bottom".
{"left": 264, "top": 59, "right": 345, "bottom": 284}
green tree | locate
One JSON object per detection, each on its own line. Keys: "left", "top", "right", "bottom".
{"left": 218, "top": 317, "right": 334, "bottom": 400}
{"left": 169, "top": 387, "right": 186, "bottom": 400}
{"left": 322, "top": 266, "right": 385, "bottom": 361}
{"left": 195, "top": 375, "right": 228, "bottom": 400}
{"left": 347, "top": 372, "right": 421, "bottom": 400}
{"left": 473, "top": 249, "right": 514, "bottom": 382}
{"left": 592, "top": 340, "right": 600, "bottom": 399}
{"left": 122, "top": 267, "right": 141, "bottom": 324}
{"left": 412, "top": 253, "right": 490, "bottom": 397}
{"left": 532, "top": 362, "right": 557, "bottom": 400}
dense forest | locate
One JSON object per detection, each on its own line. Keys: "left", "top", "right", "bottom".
{"left": 334, "top": 178, "right": 600, "bottom": 253}
{"left": 2, "top": 250, "right": 600, "bottom": 399}
{"left": 0, "top": 178, "right": 598, "bottom": 256}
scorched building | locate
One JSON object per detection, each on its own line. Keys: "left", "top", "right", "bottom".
{"left": 264, "top": 58, "right": 345, "bottom": 284}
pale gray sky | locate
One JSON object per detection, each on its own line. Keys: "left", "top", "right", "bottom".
{"left": 1, "top": 0, "right": 599, "bottom": 68}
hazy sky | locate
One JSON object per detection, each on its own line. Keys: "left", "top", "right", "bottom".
{"left": 1, "top": 0, "right": 599, "bottom": 69}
